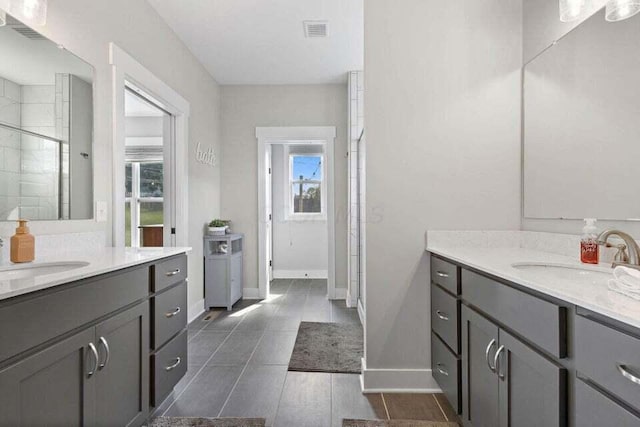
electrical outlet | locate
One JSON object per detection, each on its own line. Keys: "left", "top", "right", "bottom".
{"left": 96, "top": 201, "right": 108, "bottom": 222}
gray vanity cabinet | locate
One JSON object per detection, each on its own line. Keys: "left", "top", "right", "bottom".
{"left": 461, "top": 305, "right": 500, "bottom": 427}
{"left": 0, "top": 327, "right": 97, "bottom": 426}
{"left": 461, "top": 305, "right": 566, "bottom": 427}
{"left": 95, "top": 303, "right": 149, "bottom": 427}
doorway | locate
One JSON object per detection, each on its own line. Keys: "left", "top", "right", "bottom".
{"left": 256, "top": 127, "right": 337, "bottom": 300}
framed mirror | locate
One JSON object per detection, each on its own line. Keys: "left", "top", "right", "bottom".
{"left": 523, "top": 7, "right": 640, "bottom": 220}
{"left": 0, "top": 13, "right": 94, "bottom": 221}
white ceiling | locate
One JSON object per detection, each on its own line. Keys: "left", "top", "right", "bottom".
{"left": 147, "top": 0, "right": 363, "bottom": 85}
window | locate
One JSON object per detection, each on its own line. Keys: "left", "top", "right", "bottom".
{"left": 125, "top": 162, "right": 164, "bottom": 247}
{"left": 288, "top": 153, "right": 325, "bottom": 218}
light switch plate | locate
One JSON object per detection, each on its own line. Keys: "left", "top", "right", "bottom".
{"left": 96, "top": 201, "right": 108, "bottom": 222}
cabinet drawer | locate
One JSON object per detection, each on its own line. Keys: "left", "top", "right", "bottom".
{"left": 575, "top": 315, "right": 640, "bottom": 412}
{"left": 152, "top": 255, "right": 187, "bottom": 293}
{"left": 152, "top": 282, "right": 187, "bottom": 350}
{"left": 0, "top": 265, "right": 148, "bottom": 363}
{"left": 431, "top": 284, "right": 459, "bottom": 353}
{"left": 431, "top": 332, "right": 460, "bottom": 414}
{"left": 575, "top": 379, "right": 640, "bottom": 427}
{"left": 431, "top": 256, "right": 458, "bottom": 295}
{"left": 461, "top": 269, "right": 566, "bottom": 358}
{"left": 152, "top": 329, "right": 188, "bottom": 406}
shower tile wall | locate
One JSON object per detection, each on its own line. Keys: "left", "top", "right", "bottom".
{"left": 0, "top": 77, "right": 22, "bottom": 220}
{"left": 20, "top": 83, "right": 59, "bottom": 220}
{"left": 347, "top": 71, "right": 365, "bottom": 307}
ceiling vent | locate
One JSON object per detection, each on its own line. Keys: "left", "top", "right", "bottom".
{"left": 6, "top": 14, "right": 47, "bottom": 40}
{"left": 304, "top": 21, "right": 328, "bottom": 38}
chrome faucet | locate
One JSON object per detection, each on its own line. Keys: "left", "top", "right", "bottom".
{"left": 597, "top": 229, "right": 640, "bottom": 268}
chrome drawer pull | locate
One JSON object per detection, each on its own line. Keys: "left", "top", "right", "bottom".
{"left": 485, "top": 339, "right": 497, "bottom": 373}
{"left": 494, "top": 345, "right": 506, "bottom": 379}
{"left": 436, "top": 363, "right": 449, "bottom": 376}
{"left": 97, "top": 337, "right": 110, "bottom": 370}
{"left": 87, "top": 342, "right": 99, "bottom": 378}
{"left": 435, "top": 310, "right": 449, "bottom": 321}
{"left": 165, "top": 357, "right": 182, "bottom": 371}
{"left": 436, "top": 271, "right": 450, "bottom": 278}
{"left": 165, "top": 307, "right": 181, "bottom": 318}
{"left": 617, "top": 364, "right": 640, "bottom": 386}
{"left": 166, "top": 269, "right": 181, "bottom": 277}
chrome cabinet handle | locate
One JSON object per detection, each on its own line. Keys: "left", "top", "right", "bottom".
{"left": 165, "top": 357, "right": 182, "bottom": 371}
{"left": 436, "top": 271, "right": 450, "bottom": 278}
{"left": 165, "top": 269, "right": 181, "bottom": 277}
{"left": 485, "top": 339, "right": 497, "bottom": 373}
{"left": 98, "top": 337, "right": 110, "bottom": 370}
{"left": 436, "top": 363, "right": 449, "bottom": 376}
{"left": 165, "top": 307, "right": 181, "bottom": 318}
{"left": 617, "top": 364, "right": 640, "bottom": 386}
{"left": 435, "top": 310, "right": 449, "bottom": 321}
{"left": 494, "top": 345, "right": 506, "bottom": 379}
{"left": 87, "top": 342, "right": 99, "bottom": 378}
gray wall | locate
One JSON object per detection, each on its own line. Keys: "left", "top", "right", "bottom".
{"left": 220, "top": 84, "right": 348, "bottom": 291}
{"left": 0, "top": 0, "right": 223, "bottom": 313}
{"left": 364, "top": 0, "right": 522, "bottom": 378}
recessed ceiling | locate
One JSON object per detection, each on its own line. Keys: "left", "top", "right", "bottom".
{"left": 147, "top": 0, "right": 363, "bottom": 85}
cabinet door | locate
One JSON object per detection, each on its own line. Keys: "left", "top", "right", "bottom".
{"left": 95, "top": 303, "right": 149, "bottom": 427}
{"left": 497, "top": 329, "right": 566, "bottom": 427}
{"left": 0, "top": 327, "right": 96, "bottom": 426}
{"left": 230, "top": 254, "right": 243, "bottom": 307}
{"left": 461, "top": 305, "right": 500, "bottom": 427}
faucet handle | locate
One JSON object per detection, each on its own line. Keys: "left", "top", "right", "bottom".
{"left": 608, "top": 243, "right": 629, "bottom": 265}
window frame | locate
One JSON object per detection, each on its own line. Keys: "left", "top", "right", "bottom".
{"left": 125, "top": 161, "right": 164, "bottom": 247}
{"left": 286, "top": 150, "right": 327, "bottom": 221}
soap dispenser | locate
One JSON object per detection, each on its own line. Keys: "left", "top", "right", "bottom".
{"left": 581, "top": 218, "right": 599, "bottom": 265}
{"left": 10, "top": 219, "right": 35, "bottom": 263}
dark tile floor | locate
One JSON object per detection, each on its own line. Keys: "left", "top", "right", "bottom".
{"left": 154, "top": 279, "right": 457, "bottom": 427}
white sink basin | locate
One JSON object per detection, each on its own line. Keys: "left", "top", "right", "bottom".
{"left": 511, "top": 262, "right": 612, "bottom": 286}
{"left": 0, "top": 261, "right": 90, "bottom": 280}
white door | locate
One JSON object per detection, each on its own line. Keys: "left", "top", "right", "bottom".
{"left": 265, "top": 145, "right": 273, "bottom": 283}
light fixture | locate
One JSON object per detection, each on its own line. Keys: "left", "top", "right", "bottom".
{"left": 0, "top": 0, "right": 47, "bottom": 26}
{"left": 560, "top": 0, "right": 586, "bottom": 22}
{"left": 606, "top": 0, "right": 640, "bottom": 21}
{"left": 0, "top": 9, "right": 6, "bottom": 27}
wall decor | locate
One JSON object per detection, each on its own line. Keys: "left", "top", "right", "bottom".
{"left": 195, "top": 142, "right": 217, "bottom": 166}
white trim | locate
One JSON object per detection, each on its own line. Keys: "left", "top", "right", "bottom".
{"left": 360, "top": 358, "right": 442, "bottom": 393}
{"left": 256, "top": 126, "right": 337, "bottom": 300}
{"left": 357, "top": 299, "right": 365, "bottom": 324}
{"left": 188, "top": 298, "right": 205, "bottom": 324}
{"left": 109, "top": 43, "right": 189, "bottom": 249}
{"left": 242, "top": 287, "right": 261, "bottom": 299}
{"left": 273, "top": 270, "right": 328, "bottom": 279}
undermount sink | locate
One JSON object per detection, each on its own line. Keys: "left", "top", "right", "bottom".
{"left": 511, "top": 262, "right": 612, "bottom": 286}
{"left": 0, "top": 261, "right": 90, "bottom": 281}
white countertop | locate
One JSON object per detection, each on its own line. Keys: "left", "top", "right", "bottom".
{"left": 0, "top": 247, "right": 191, "bottom": 301}
{"left": 427, "top": 244, "right": 640, "bottom": 330}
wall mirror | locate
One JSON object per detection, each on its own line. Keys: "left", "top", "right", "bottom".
{"left": 523, "top": 7, "right": 640, "bottom": 220}
{"left": 0, "top": 14, "right": 94, "bottom": 221}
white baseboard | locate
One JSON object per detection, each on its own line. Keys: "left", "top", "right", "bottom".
{"left": 273, "top": 269, "right": 328, "bottom": 279}
{"left": 188, "top": 299, "right": 205, "bottom": 324}
{"left": 242, "top": 287, "right": 261, "bottom": 299}
{"left": 360, "top": 358, "right": 442, "bottom": 393}
{"left": 334, "top": 287, "right": 347, "bottom": 300}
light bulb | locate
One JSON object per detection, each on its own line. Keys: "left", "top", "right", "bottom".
{"left": 560, "top": 0, "right": 586, "bottom": 22}
{"left": 606, "top": 0, "right": 640, "bottom": 20}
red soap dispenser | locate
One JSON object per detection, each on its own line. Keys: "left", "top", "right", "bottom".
{"left": 581, "top": 218, "right": 599, "bottom": 264}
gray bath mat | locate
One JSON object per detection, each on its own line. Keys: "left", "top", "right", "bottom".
{"left": 343, "top": 420, "right": 458, "bottom": 427}
{"left": 149, "top": 417, "right": 266, "bottom": 427}
{"left": 288, "top": 321, "right": 363, "bottom": 374}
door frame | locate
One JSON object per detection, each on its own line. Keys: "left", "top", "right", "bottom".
{"left": 256, "top": 126, "right": 337, "bottom": 299}
{"left": 109, "top": 43, "right": 190, "bottom": 247}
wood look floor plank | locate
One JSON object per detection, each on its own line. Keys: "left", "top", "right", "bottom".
{"left": 433, "top": 393, "right": 460, "bottom": 425}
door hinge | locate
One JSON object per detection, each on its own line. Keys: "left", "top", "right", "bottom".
{"left": 269, "top": 167, "right": 272, "bottom": 174}
{"left": 269, "top": 214, "right": 272, "bottom": 221}
{"left": 269, "top": 260, "right": 272, "bottom": 267}
{"left": 171, "top": 227, "right": 176, "bottom": 235}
